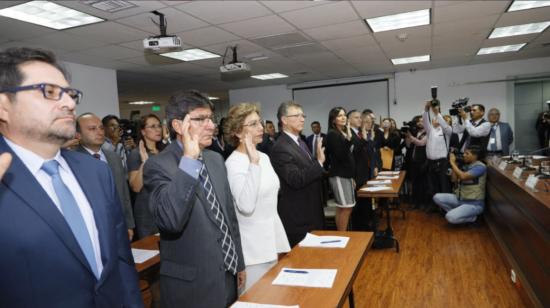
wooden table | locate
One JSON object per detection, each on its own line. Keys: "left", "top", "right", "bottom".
{"left": 486, "top": 161, "right": 550, "bottom": 307}
{"left": 131, "top": 235, "right": 160, "bottom": 273}
{"left": 356, "top": 171, "right": 406, "bottom": 252}
{"left": 238, "top": 231, "right": 373, "bottom": 308}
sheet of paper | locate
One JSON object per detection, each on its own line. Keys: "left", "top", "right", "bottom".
{"left": 512, "top": 167, "right": 523, "bottom": 179}
{"left": 376, "top": 175, "right": 399, "bottom": 180}
{"left": 533, "top": 155, "right": 547, "bottom": 159}
{"left": 367, "top": 179, "right": 392, "bottom": 185}
{"left": 526, "top": 174, "right": 538, "bottom": 189}
{"left": 298, "top": 233, "right": 349, "bottom": 248}
{"left": 231, "top": 302, "right": 299, "bottom": 308}
{"left": 498, "top": 161, "right": 507, "bottom": 170}
{"left": 272, "top": 268, "right": 337, "bottom": 288}
{"left": 131, "top": 248, "right": 159, "bottom": 264}
{"left": 360, "top": 186, "right": 392, "bottom": 192}
{"left": 378, "top": 171, "right": 400, "bottom": 175}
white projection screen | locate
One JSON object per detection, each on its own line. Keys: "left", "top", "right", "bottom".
{"left": 292, "top": 80, "right": 389, "bottom": 135}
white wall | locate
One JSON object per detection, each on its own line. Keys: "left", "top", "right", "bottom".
{"left": 230, "top": 56, "right": 550, "bottom": 136}
{"left": 392, "top": 56, "right": 550, "bottom": 127}
{"left": 63, "top": 61, "right": 119, "bottom": 118}
{"left": 229, "top": 84, "right": 291, "bottom": 128}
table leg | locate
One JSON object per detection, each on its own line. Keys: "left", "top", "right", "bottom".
{"left": 349, "top": 288, "right": 355, "bottom": 308}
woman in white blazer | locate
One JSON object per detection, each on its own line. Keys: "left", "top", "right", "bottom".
{"left": 224, "top": 103, "right": 290, "bottom": 292}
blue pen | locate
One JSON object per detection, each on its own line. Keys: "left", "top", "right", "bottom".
{"left": 320, "top": 240, "right": 341, "bottom": 244}
{"left": 284, "top": 269, "right": 308, "bottom": 274}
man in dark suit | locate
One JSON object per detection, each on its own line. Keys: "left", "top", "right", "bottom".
{"left": 271, "top": 101, "right": 326, "bottom": 247}
{"left": 306, "top": 121, "right": 327, "bottom": 158}
{"left": 75, "top": 112, "right": 135, "bottom": 240}
{"left": 143, "top": 90, "right": 245, "bottom": 308}
{"left": 0, "top": 47, "right": 141, "bottom": 307}
{"left": 256, "top": 120, "right": 277, "bottom": 154}
{"left": 487, "top": 108, "right": 514, "bottom": 156}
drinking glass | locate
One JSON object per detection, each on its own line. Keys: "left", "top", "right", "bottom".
{"left": 541, "top": 161, "right": 550, "bottom": 176}
{"left": 511, "top": 150, "right": 520, "bottom": 162}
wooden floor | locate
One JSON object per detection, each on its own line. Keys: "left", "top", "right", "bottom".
{"left": 348, "top": 208, "right": 526, "bottom": 308}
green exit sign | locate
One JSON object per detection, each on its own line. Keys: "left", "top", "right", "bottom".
{"left": 151, "top": 105, "right": 161, "bottom": 112}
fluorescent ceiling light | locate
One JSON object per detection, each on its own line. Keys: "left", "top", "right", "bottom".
{"left": 208, "top": 96, "right": 219, "bottom": 100}
{"left": 489, "top": 21, "right": 550, "bottom": 38}
{"left": 508, "top": 0, "right": 550, "bottom": 11}
{"left": 0, "top": 1, "right": 103, "bottom": 30}
{"left": 160, "top": 48, "right": 220, "bottom": 61}
{"left": 365, "top": 9, "right": 430, "bottom": 33}
{"left": 128, "top": 101, "right": 155, "bottom": 105}
{"left": 251, "top": 73, "right": 289, "bottom": 80}
{"left": 477, "top": 44, "right": 526, "bottom": 55}
{"left": 391, "top": 55, "right": 430, "bottom": 65}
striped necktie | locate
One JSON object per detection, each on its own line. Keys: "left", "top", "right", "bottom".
{"left": 198, "top": 158, "right": 238, "bottom": 275}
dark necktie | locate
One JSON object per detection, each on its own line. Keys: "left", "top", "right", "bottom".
{"left": 298, "top": 138, "right": 312, "bottom": 160}
{"left": 358, "top": 131, "right": 364, "bottom": 139}
{"left": 41, "top": 160, "right": 99, "bottom": 278}
{"left": 312, "top": 135, "right": 318, "bottom": 159}
{"left": 198, "top": 159, "right": 238, "bottom": 275}
{"left": 490, "top": 125, "right": 497, "bottom": 151}
{"left": 92, "top": 153, "right": 100, "bottom": 160}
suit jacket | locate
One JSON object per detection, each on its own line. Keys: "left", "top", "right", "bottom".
{"left": 270, "top": 132, "right": 325, "bottom": 247}
{"left": 143, "top": 142, "right": 245, "bottom": 308}
{"left": 76, "top": 145, "right": 135, "bottom": 229}
{"left": 305, "top": 133, "right": 326, "bottom": 154}
{"left": 0, "top": 137, "right": 142, "bottom": 308}
{"left": 256, "top": 133, "right": 275, "bottom": 155}
{"left": 496, "top": 122, "right": 514, "bottom": 155}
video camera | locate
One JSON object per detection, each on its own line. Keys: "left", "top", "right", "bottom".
{"left": 430, "top": 86, "right": 440, "bottom": 108}
{"left": 400, "top": 120, "right": 418, "bottom": 137}
{"left": 119, "top": 119, "right": 138, "bottom": 142}
{"left": 449, "top": 97, "right": 470, "bottom": 116}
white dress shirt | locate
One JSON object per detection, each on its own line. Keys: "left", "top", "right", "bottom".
{"left": 225, "top": 151, "right": 290, "bottom": 265}
{"left": 453, "top": 117, "right": 492, "bottom": 151}
{"left": 486, "top": 123, "right": 502, "bottom": 151}
{"left": 423, "top": 111, "right": 452, "bottom": 160}
{"left": 5, "top": 137, "right": 103, "bottom": 276}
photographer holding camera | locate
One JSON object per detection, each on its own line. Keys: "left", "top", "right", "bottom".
{"left": 422, "top": 101, "right": 453, "bottom": 208}
{"left": 433, "top": 145, "right": 486, "bottom": 224}
{"left": 404, "top": 115, "right": 429, "bottom": 209}
{"left": 452, "top": 103, "right": 491, "bottom": 155}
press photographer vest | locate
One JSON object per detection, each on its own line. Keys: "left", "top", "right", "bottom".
{"left": 458, "top": 118, "right": 490, "bottom": 152}
{"left": 455, "top": 160, "right": 486, "bottom": 201}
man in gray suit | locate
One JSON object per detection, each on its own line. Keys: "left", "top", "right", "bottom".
{"left": 487, "top": 108, "right": 514, "bottom": 156}
{"left": 75, "top": 112, "right": 135, "bottom": 240}
{"left": 143, "top": 90, "right": 245, "bottom": 308}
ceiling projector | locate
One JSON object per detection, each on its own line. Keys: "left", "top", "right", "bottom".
{"left": 220, "top": 63, "right": 251, "bottom": 81}
{"left": 143, "top": 10, "right": 182, "bottom": 53}
{"left": 143, "top": 36, "right": 182, "bottom": 53}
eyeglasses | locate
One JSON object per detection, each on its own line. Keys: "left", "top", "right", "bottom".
{"left": 189, "top": 114, "right": 217, "bottom": 126}
{"left": 0, "top": 83, "right": 83, "bottom": 104}
{"left": 285, "top": 113, "right": 307, "bottom": 119}
{"left": 145, "top": 124, "right": 162, "bottom": 129}
{"left": 243, "top": 120, "right": 264, "bottom": 128}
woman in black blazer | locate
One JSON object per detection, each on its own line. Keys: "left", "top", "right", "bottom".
{"left": 326, "top": 107, "right": 356, "bottom": 231}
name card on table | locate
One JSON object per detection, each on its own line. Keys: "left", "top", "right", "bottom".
{"left": 512, "top": 167, "right": 523, "bottom": 179}
{"left": 525, "top": 174, "right": 539, "bottom": 190}
{"left": 498, "top": 161, "right": 507, "bottom": 171}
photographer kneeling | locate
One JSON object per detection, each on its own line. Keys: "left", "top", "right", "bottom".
{"left": 433, "top": 145, "right": 486, "bottom": 224}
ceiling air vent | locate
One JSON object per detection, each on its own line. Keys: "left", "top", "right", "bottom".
{"left": 82, "top": 1, "right": 137, "bottom": 13}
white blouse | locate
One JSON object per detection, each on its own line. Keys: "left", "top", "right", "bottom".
{"left": 225, "top": 150, "right": 290, "bottom": 266}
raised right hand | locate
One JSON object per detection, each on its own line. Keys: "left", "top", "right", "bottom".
{"left": 180, "top": 114, "right": 201, "bottom": 159}
{"left": 138, "top": 140, "right": 149, "bottom": 162}
{"left": 243, "top": 132, "right": 259, "bottom": 164}
{"left": 316, "top": 137, "right": 325, "bottom": 165}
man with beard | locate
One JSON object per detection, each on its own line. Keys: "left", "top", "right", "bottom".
{"left": 0, "top": 47, "right": 141, "bottom": 307}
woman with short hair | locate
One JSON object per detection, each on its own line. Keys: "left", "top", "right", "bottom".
{"left": 224, "top": 103, "right": 290, "bottom": 292}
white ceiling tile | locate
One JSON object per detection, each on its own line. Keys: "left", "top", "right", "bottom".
{"left": 0, "top": 41, "right": 68, "bottom": 55}
{"left": 260, "top": 1, "right": 328, "bottom": 13}
{"left": 382, "top": 42, "right": 431, "bottom": 58}
{"left": 174, "top": 1, "right": 271, "bottom": 25}
{"left": 433, "top": 15, "right": 499, "bottom": 37}
{"left": 115, "top": 7, "right": 208, "bottom": 34}
{"left": 121, "top": 54, "right": 182, "bottom": 66}
{"left": 220, "top": 15, "right": 295, "bottom": 39}
{"left": 80, "top": 45, "right": 145, "bottom": 60}
{"left": 496, "top": 6, "right": 550, "bottom": 27}
{"left": 321, "top": 35, "right": 377, "bottom": 51}
{"left": 22, "top": 32, "right": 107, "bottom": 52}
{"left": 0, "top": 17, "right": 57, "bottom": 41}
{"left": 433, "top": 1, "right": 510, "bottom": 24}
{"left": 303, "top": 20, "right": 369, "bottom": 41}
{"left": 66, "top": 21, "right": 154, "bottom": 44}
{"left": 482, "top": 34, "right": 538, "bottom": 47}
{"left": 434, "top": 1, "right": 471, "bottom": 7}
{"left": 333, "top": 46, "right": 387, "bottom": 62}
{"left": 280, "top": 2, "right": 359, "bottom": 29}
{"left": 201, "top": 40, "right": 264, "bottom": 57}
{"left": 352, "top": 1, "right": 431, "bottom": 19}
{"left": 176, "top": 27, "right": 240, "bottom": 47}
